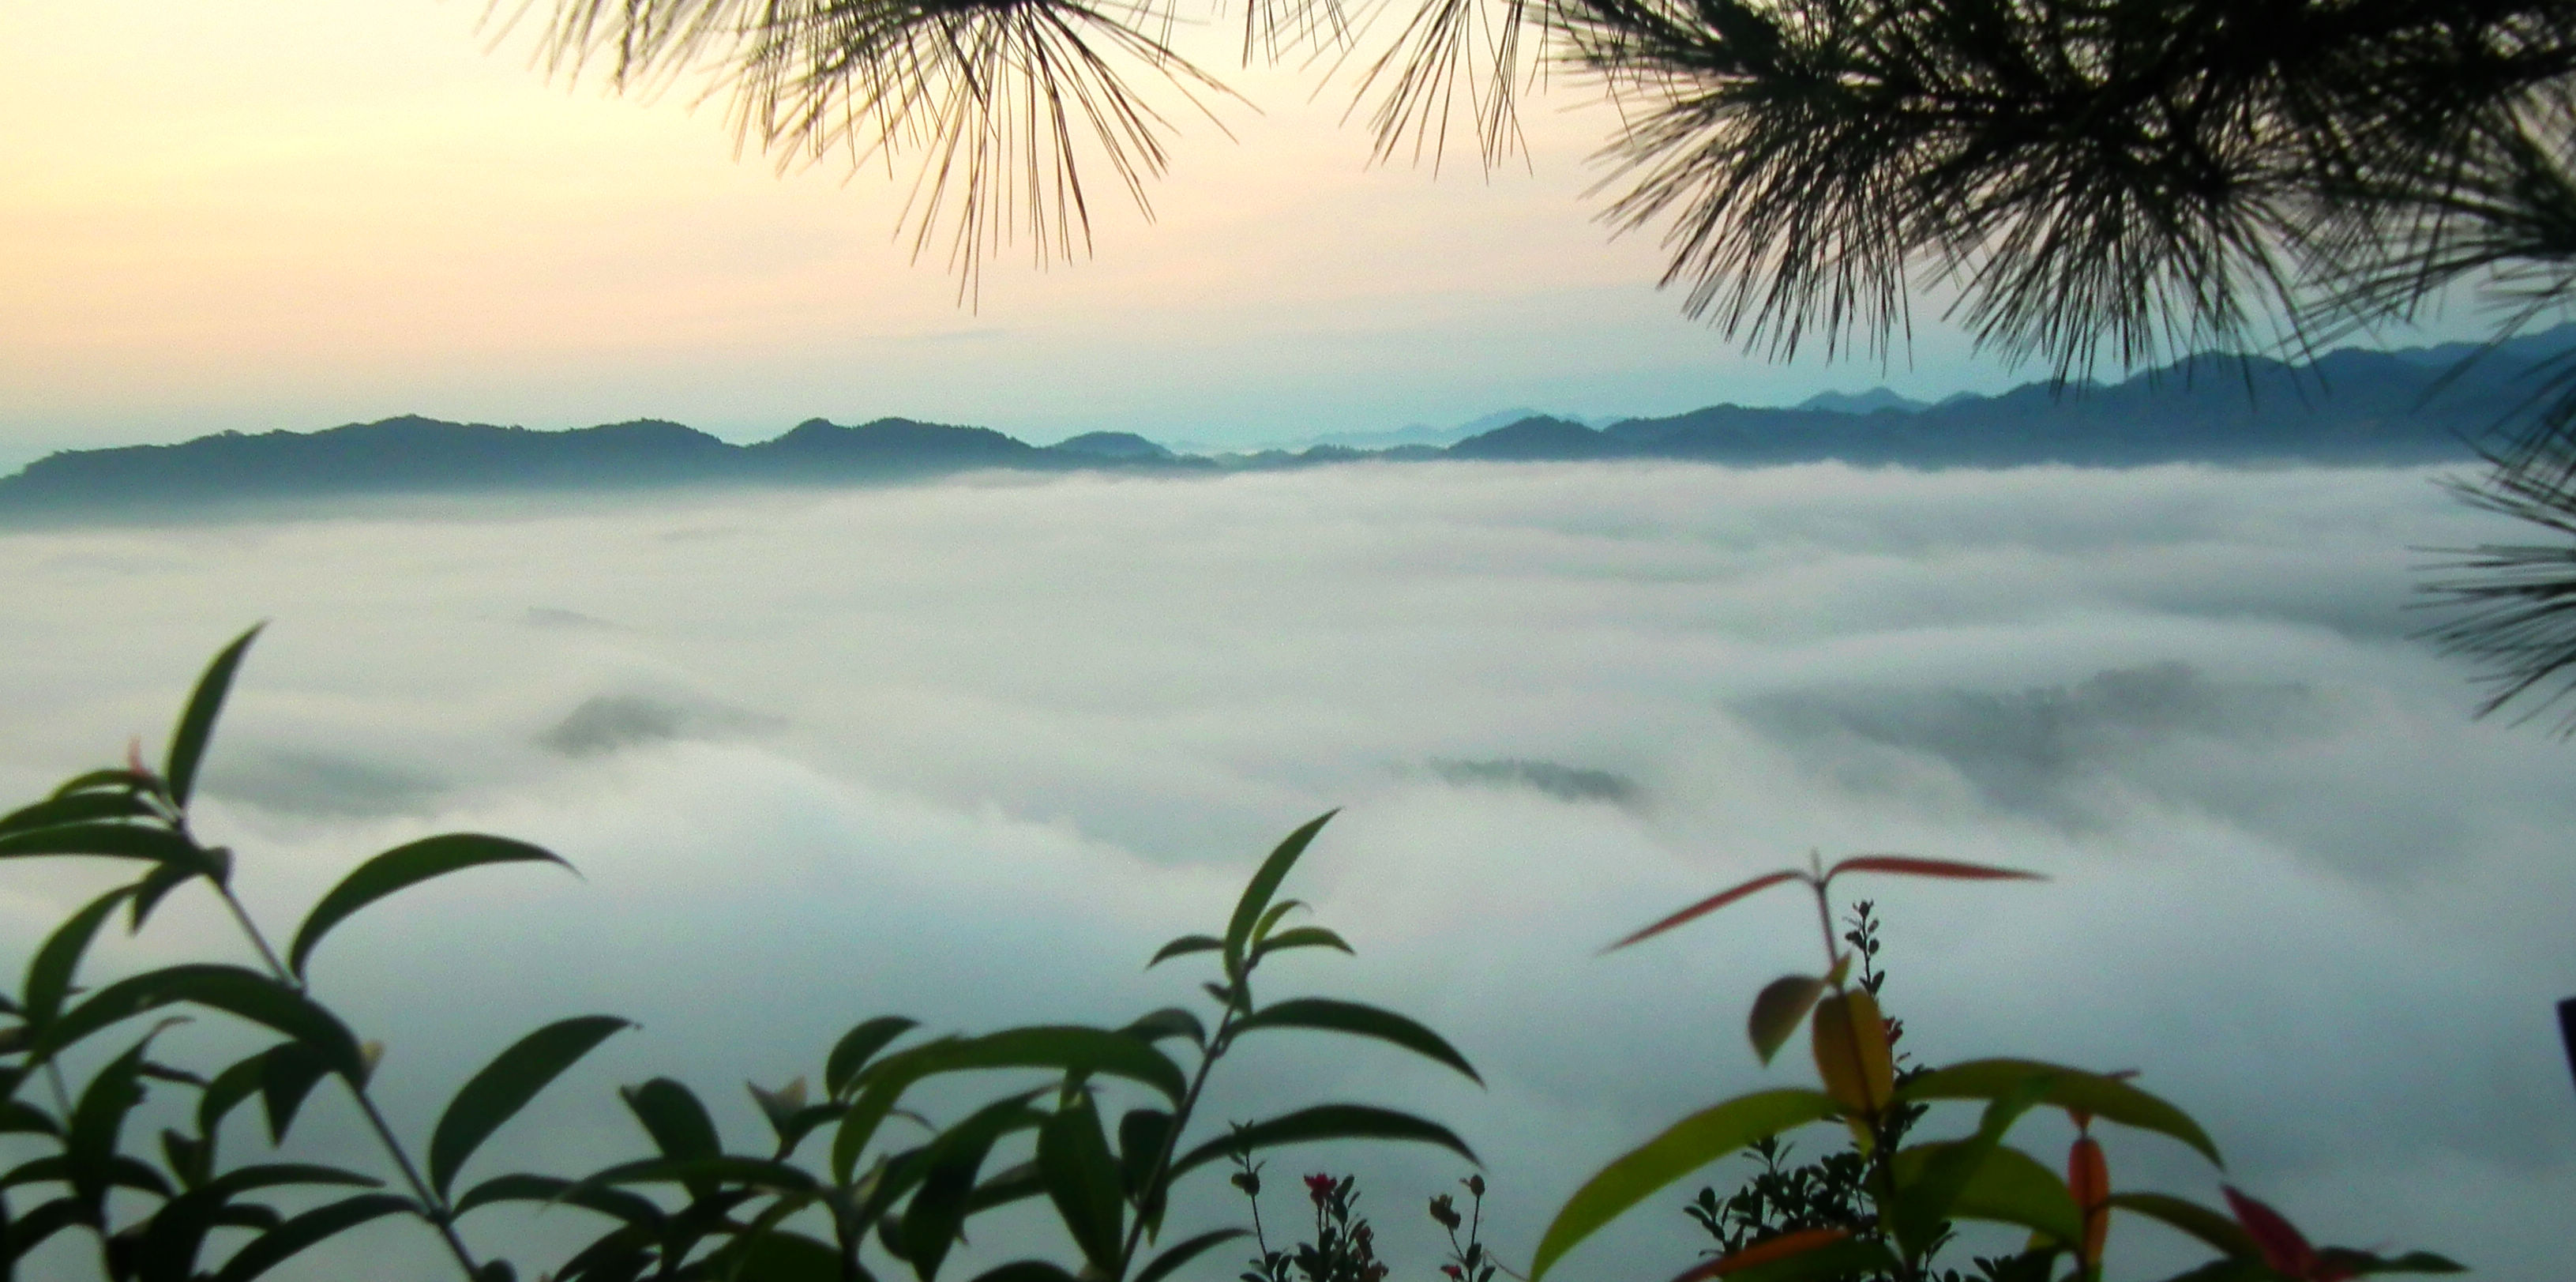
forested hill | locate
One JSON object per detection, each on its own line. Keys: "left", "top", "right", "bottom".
{"left": 2, "top": 329, "right": 2563, "bottom": 517}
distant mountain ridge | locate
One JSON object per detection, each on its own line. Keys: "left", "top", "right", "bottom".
{"left": 5, "top": 329, "right": 2565, "bottom": 518}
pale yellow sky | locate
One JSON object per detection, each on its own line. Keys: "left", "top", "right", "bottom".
{"left": 0, "top": 0, "right": 2390, "bottom": 463}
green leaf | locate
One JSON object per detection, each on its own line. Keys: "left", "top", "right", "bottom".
{"left": 897, "top": 1095, "right": 1042, "bottom": 1281}
{"left": 1121, "top": 1007, "right": 1207, "bottom": 1048}
{"left": 835, "top": 1026, "right": 1184, "bottom": 1182}
{"left": 167, "top": 626, "right": 263, "bottom": 807}
{"left": 209, "top": 1192, "right": 415, "bottom": 1282}
{"left": 1117, "top": 1108, "right": 1171, "bottom": 1197}
{"left": 711, "top": 1227, "right": 841, "bottom": 1282}
{"left": 24, "top": 886, "right": 134, "bottom": 1029}
{"left": 136, "top": 1166, "right": 385, "bottom": 1282}
{"left": 130, "top": 859, "right": 198, "bottom": 933}
{"left": 1892, "top": 1143, "right": 2081, "bottom": 1246}
{"left": 1169, "top": 1103, "right": 1478, "bottom": 1179}
{"left": 67, "top": 1036, "right": 161, "bottom": 1210}
{"left": 963, "top": 1160, "right": 1048, "bottom": 1216}
{"left": 1887, "top": 1073, "right": 2058, "bottom": 1254}
{"left": 570, "top": 1154, "right": 820, "bottom": 1193}
{"left": 970, "top": 1263, "right": 1082, "bottom": 1282}
{"left": 1249, "top": 900, "right": 1305, "bottom": 949}
{"left": 1230, "top": 998, "right": 1481, "bottom": 1085}
{"left": 36, "top": 964, "right": 362, "bottom": 1077}
{"left": 621, "top": 1077, "right": 722, "bottom": 1196}
{"left": 1251, "top": 926, "right": 1353, "bottom": 962}
{"left": 1897, "top": 1060, "right": 2221, "bottom": 1164}
{"left": 1135, "top": 1229, "right": 1252, "bottom": 1282}
{"left": 453, "top": 1172, "right": 666, "bottom": 1227}
{"left": 1746, "top": 975, "right": 1827, "bottom": 1066}
{"left": 259, "top": 1043, "right": 331, "bottom": 1145}
{"left": 430, "top": 1015, "right": 632, "bottom": 1197}
{"left": 1222, "top": 812, "right": 1336, "bottom": 979}
{"left": 828, "top": 1016, "right": 921, "bottom": 1099}
{"left": 3, "top": 1198, "right": 87, "bottom": 1264}
{"left": 1036, "top": 1095, "right": 1124, "bottom": 1270}
{"left": 2106, "top": 1192, "right": 2262, "bottom": 1259}
{"left": 199, "top": 1051, "right": 268, "bottom": 1138}
{"left": 0, "top": 790, "right": 154, "bottom": 838}
{"left": 1530, "top": 1088, "right": 1840, "bottom": 1280}
{"left": 0, "top": 1100, "right": 59, "bottom": 1137}
{"left": 1147, "top": 935, "right": 1222, "bottom": 968}
{"left": 289, "top": 834, "right": 570, "bottom": 979}
{"left": 0, "top": 822, "right": 217, "bottom": 872}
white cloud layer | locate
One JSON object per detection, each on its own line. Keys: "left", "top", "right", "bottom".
{"left": 0, "top": 460, "right": 2570, "bottom": 1280}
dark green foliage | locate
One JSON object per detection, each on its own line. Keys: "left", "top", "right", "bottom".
{"left": 0, "top": 632, "right": 1479, "bottom": 1282}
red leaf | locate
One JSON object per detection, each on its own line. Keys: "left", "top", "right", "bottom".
{"left": 2225, "top": 1186, "right": 2319, "bottom": 1279}
{"left": 1823, "top": 854, "right": 2045, "bottom": 885}
{"left": 1602, "top": 870, "right": 1806, "bottom": 953}
{"left": 1665, "top": 1227, "right": 1853, "bottom": 1282}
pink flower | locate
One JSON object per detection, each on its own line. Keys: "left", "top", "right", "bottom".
{"left": 1304, "top": 1174, "right": 1336, "bottom": 1206}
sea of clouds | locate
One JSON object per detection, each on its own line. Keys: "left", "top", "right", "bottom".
{"left": 0, "top": 459, "right": 2570, "bottom": 1280}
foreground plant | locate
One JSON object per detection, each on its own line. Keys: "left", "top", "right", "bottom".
{"left": 1531, "top": 852, "right": 2463, "bottom": 1282}
{"left": 0, "top": 629, "right": 1480, "bottom": 1281}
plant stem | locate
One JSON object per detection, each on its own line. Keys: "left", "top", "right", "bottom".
{"left": 1116, "top": 997, "right": 1243, "bottom": 1279}
{"left": 1809, "top": 882, "right": 1842, "bottom": 978}
{"left": 208, "top": 877, "right": 486, "bottom": 1280}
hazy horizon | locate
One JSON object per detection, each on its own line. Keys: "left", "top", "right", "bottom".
{"left": 2, "top": 458, "right": 2567, "bottom": 1280}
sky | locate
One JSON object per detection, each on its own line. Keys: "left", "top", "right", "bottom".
{"left": 0, "top": 0, "right": 2504, "bottom": 471}
{"left": 0, "top": 462, "right": 2569, "bottom": 1280}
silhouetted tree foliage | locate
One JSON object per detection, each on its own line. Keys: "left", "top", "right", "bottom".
{"left": 519, "top": 0, "right": 2576, "bottom": 720}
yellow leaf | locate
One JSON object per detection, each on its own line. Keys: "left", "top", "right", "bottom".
{"left": 1811, "top": 991, "right": 1894, "bottom": 1115}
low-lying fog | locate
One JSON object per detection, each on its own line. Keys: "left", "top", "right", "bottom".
{"left": 1, "top": 460, "right": 2569, "bottom": 1280}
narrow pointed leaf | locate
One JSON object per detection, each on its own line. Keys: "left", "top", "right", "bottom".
{"left": 1897, "top": 1061, "right": 2221, "bottom": 1164}
{"left": 1223, "top": 811, "right": 1336, "bottom": 977}
{"left": 832, "top": 1023, "right": 1187, "bottom": 1180}
{"left": 971, "top": 1264, "right": 1081, "bottom": 1282}
{"left": 168, "top": 626, "right": 262, "bottom": 808}
{"left": 1147, "top": 935, "right": 1222, "bottom": 968}
{"left": 1121, "top": 1007, "right": 1207, "bottom": 1048}
{"left": 0, "top": 822, "right": 216, "bottom": 871}
{"left": 1231, "top": 998, "right": 1481, "bottom": 1084}
{"left": 1746, "top": 975, "right": 1827, "bottom": 1066}
{"left": 137, "top": 1167, "right": 385, "bottom": 1282}
{"left": 1252, "top": 926, "right": 1354, "bottom": 961}
{"left": 209, "top": 1193, "right": 415, "bottom": 1282}
{"left": 2315, "top": 1249, "right": 2467, "bottom": 1275}
{"left": 1135, "top": 1229, "right": 1250, "bottom": 1282}
{"left": 199, "top": 1051, "right": 269, "bottom": 1137}
{"left": 431, "top": 1015, "right": 632, "bottom": 1197}
{"left": 1035, "top": 1096, "right": 1124, "bottom": 1269}
{"left": 1603, "top": 870, "right": 1804, "bottom": 953}
{"left": 1685, "top": 1236, "right": 1900, "bottom": 1282}
{"left": 24, "top": 886, "right": 134, "bottom": 1029}
{"left": 454, "top": 1172, "right": 666, "bottom": 1226}
{"left": 570, "top": 1154, "right": 819, "bottom": 1192}
{"left": 1531, "top": 1088, "right": 1840, "bottom": 1280}
{"left": 896, "top": 1095, "right": 1041, "bottom": 1281}
{"left": 39, "top": 964, "right": 363, "bottom": 1079}
{"left": 67, "top": 1037, "right": 160, "bottom": 1209}
{"left": 1823, "top": 855, "right": 2045, "bottom": 885}
{"left": 0, "top": 791, "right": 154, "bottom": 837}
{"left": 1665, "top": 1228, "right": 1883, "bottom": 1282}
{"left": 3, "top": 1199, "right": 87, "bottom": 1264}
{"left": 259, "top": 1043, "right": 330, "bottom": 1145}
{"left": 2107, "top": 1192, "right": 2262, "bottom": 1260}
{"left": 1169, "top": 1103, "right": 1478, "bottom": 1179}
{"left": 964, "top": 1160, "right": 1047, "bottom": 1215}
{"left": 828, "top": 1015, "right": 920, "bottom": 1098}
{"left": 621, "top": 1078, "right": 721, "bottom": 1162}
{"left": 1888, "top": 1073, "right": 2059, "bottom": 1254}
{"left": 290, "top": 834, "right": 569, "bottom": 978}
{"left": 1117, "top": 1108, "right": 1171, "bottom": 1196}
{"left": 0, "top": 1100, "right": 59, "bottom": 1137}
{"left": 1892, "top": 1141, "right": 2080, "bottom": 1247}
{"left": 130, "top": 859, "right": 197, "bottom": 933}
